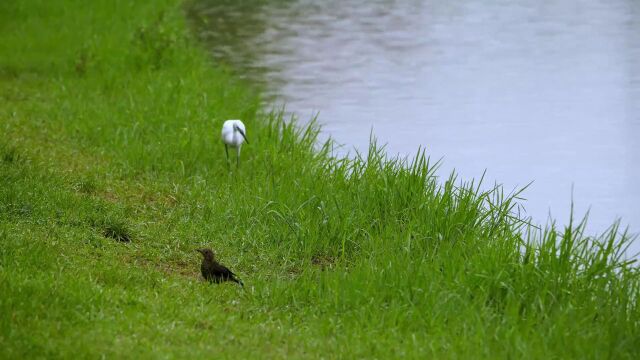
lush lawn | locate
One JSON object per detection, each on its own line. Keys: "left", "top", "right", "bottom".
{"left": 1, "top": 0, "right": 638, "bottom": 358}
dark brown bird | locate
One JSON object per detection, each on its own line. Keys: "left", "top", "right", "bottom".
{"left": 196, "top": 248, "right": 244, "bottom": 287}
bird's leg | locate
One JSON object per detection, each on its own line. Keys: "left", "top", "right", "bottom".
{"left": 225, "top": 144, "right": 230, "bottom": 169}
{"left": 236, "top": 146, "right": 241, "bottom": 168}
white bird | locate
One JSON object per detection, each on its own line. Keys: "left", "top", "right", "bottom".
{"left": 221, "top": 119, "right": 249, "bottom": 167}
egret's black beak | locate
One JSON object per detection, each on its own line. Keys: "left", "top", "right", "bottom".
{"left": 234, "top": 125, "right": 249, "bottom": 144}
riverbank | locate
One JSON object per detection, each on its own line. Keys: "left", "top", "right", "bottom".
{"left": 1, "top": 0, "right": 638, "bottom": 358}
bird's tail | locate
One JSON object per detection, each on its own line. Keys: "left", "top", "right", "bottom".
{"left": 233, "top": 276, "right": 244, "bottom": 287}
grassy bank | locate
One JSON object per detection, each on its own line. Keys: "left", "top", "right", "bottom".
{"left": 1, "top": 0, "right": 639, "bottom": 358}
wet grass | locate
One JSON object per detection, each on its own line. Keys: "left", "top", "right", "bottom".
{"left": 1, "top": 0, "right": 639, "bottom": 358}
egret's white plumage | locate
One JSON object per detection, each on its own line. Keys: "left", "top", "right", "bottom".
{"left": 221, "top": 119, "right": 248, "bottom": 167}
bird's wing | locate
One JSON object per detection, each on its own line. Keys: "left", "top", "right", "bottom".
{"left": 212, "top": 263, "right": 243, "bottom": 286}
{"left": 213, "top": 263, "right": 233, "bottom": 276}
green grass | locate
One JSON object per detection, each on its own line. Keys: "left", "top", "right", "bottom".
{"left": 1, "top": 0, "right": 639, "bottom": 358}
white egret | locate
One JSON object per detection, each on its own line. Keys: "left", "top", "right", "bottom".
{"left": 221, "top": 119, "right": 249, "bottom": 167}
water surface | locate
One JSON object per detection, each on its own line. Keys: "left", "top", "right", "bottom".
{"left": 188, "top": 0, "right": 640, "bottom": 245}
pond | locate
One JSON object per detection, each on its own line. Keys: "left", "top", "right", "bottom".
{"left": 188, "top": 0, "right": 640, "bottom": 246}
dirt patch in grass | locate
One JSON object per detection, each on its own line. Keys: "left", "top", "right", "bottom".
{"left": 311, "top": 253, "right": 336, "bottom": 270}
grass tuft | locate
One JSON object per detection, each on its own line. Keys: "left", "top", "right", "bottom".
{"left": 73, "top": 177, "right": 98, "bottom": 195}
{"left": 1, "top": 144, "right": 20, "bottom": 164}
{"left": 101, "top": 219, "right": 132, "bottom": 243}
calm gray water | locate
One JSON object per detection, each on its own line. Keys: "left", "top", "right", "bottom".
{"left": 189, "top": 0, "right": 640, "bottom": 244}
